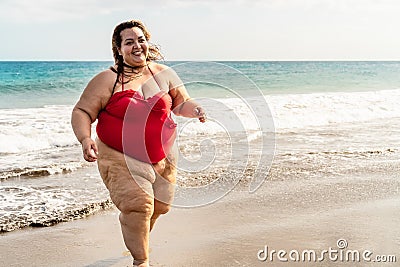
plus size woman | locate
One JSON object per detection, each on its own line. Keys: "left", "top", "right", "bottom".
{"left": 71, "top": 20, "right": 205, "bottom": 267}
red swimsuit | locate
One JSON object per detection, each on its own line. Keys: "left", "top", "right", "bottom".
{"left": 96, "top": 67, "right": 177, "bottom": 163}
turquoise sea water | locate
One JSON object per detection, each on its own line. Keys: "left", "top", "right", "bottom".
{"left": 0, "top": 61, "right": 400, "bottom": 231}
{"left": 1, "top": 61, "right": 400, "bottom": 108}
{"left": 0, "top": 61, "right": 109, "bottom": 108}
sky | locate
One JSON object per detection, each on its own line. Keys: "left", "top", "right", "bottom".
{"left": 0, "top": 0, "right": 400, "bottom": 61}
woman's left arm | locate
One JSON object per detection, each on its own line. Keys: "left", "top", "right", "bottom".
{"left": 166, "top": 67, "right": 206, "bottom": 123}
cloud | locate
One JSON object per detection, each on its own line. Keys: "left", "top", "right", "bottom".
{"left": 235, "top": 0, "right": 400, "bottom": 11}
{"left": 2, "top": 0, "right": 399, "bottom": 28}
{"left": 0, "top": 0, "right": 125, "bottom": 22}
{"left": 0, "top": 0, "right": 267, "bottom": 23}
{"left": 0, "top": 0, "right": 247, "bottom": 24}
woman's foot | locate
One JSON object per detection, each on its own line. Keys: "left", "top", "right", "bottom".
{"left": 133, "top": 259, "right": 150, "bottom": 267}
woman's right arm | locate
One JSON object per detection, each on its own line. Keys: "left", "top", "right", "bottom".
{"left": 71, "top": 70, "right": 115, "bottom": 162}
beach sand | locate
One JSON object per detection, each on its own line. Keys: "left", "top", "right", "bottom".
{"left": 1, "top": 170, "right": 399, "bottom": 267}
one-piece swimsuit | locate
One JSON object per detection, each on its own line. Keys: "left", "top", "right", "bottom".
{"left": 96, "top": 66, "right": 177, "bottom": 163}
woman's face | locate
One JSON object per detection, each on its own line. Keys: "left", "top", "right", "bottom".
{"left": 119, "top": 27, "right": 149, "bottom": 66}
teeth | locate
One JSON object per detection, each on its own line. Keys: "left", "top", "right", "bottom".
{"left": 133, "top": 51, "right": 141, "bottom": 56}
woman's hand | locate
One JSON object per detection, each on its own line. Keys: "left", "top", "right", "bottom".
{"left": 81, "top": 137, "right": 98, "bottom": 162}
{"left": 194, "top": 106, "right": 206, "bottom": 123}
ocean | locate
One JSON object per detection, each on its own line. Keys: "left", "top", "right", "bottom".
{"left": 1, "top": 61, "right": 400, "bottom": 231}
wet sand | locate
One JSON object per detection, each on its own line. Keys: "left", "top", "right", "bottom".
{"left": 1, "top": 170, "right": 399, "bottom": 267}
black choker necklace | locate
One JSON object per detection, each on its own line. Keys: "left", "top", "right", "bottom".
{"left": 123, "top": 62, "right": 147, "bottom": 70}
{"left": 122, "top": 62, "right": 147, "bottom": 81}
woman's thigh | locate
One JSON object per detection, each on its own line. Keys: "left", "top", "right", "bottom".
{"left": 97, "top": 139, "right": 157, "bottom": 213}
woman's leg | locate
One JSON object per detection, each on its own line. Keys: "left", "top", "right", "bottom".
{"left": 96, "top": 140, "right": 156, "bottom": 266}
{"left": 150, "top": 152, "right": 177, "bottom": 231}
{"left": 117, "top": 174, "right": 154, "bottom": 266}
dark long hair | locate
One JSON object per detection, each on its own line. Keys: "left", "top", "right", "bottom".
{"left": 111, "top": 20, "right": 163, "bottom": 74}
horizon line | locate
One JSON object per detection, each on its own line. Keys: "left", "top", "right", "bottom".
{"left": 1, "top": 59, "right": 400, "bottom": 62}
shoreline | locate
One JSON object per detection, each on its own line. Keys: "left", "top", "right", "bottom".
{"left": 1, "top": 172, "right": 399, "bottom": 267}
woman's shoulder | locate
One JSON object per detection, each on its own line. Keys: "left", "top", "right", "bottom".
{"left": 149, "top": 62, "right": 182, "bottom": 89}
{"left": 149, "top": 62, "right": 177, "bottom": 78}
{"left": 149, "top": 62, "right": 171, "bottom": 72}
{"left": 88, "top": 67, "right": 118, "bottom": 87}
{"left": 84, "top": 67, "right": 118, "bottom": 95}
{"left": 96, "top": 67, "right": 118, "bottom": 80}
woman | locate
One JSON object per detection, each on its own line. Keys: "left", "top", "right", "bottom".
{"left": 71, "top": 20, "right": 205, "bottom": 267}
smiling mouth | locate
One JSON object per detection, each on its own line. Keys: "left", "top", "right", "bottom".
{"left": 132, "top": 51, "right": 142, "bottom": 56}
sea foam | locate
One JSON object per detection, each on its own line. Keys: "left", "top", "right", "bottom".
{"left": 1, "top": 89, "right": 399, "bottom": 154}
